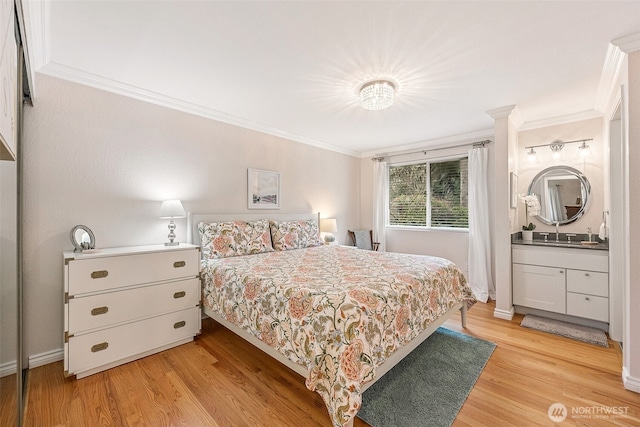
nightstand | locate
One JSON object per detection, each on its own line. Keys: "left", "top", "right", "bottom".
{"left": 63, "top": 244, "right": 201, "bottom": 378}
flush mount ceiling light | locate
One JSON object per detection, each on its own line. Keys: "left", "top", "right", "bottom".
{"left": 360, "top": 80, "right": 395, "bottom": 111}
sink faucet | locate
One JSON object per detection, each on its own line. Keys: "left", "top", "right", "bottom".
{"left": 555, "top": 223, "right": 560, "bottom": 242}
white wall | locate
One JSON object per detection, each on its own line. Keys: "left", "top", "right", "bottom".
{"left": 517, "top": 118, "right": 605, "bottom": 235}
{"left": 22, "top": 73, "right": 361, "bottom": 361}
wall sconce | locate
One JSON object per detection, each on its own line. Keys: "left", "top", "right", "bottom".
{"left": 160, "top": 199, "right": 186, "bottom": 246}
{"left": 550, "top": 140, "right": 564, "bottom": 160}
{"left": 577, "top": 141, "right": 593, "bottom": 159}
{"left": 524, "top": 138, "right": 593, "bottom": 163}
{"left": 320, "top": 218, "right": 338, "bottom": 244}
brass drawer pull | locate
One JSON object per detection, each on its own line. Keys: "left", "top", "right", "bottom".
{"left": 173, "top": 261, "right": 186, "bottom": 268}
{"left": 91, "top": 342, "right": 109, "bottom": 353}
{"left": 173, "top": 291, "right": 186, "bottom": 299}
{"left": 91, "top": 270, "right": 109, "bottom": 279}
{"left": 174, "top": 321, "right": 186, "bottom": 329}
{"left": 91, "top": 306, "right": 109, "bottom": 316}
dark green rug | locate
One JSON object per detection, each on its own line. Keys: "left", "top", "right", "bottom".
{"left": 357, "top": 327, "right": 496, "bottom": 427}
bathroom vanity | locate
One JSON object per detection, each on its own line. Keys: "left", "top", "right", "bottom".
{"left": 512, "top": 164, "right": 611, "bottom": 328}
{"left": 512, "top": 239, "right": 609, "bottom": 323}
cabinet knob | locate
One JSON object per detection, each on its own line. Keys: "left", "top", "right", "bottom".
{"left": 559, "top": 270, "right": 564, "bottom": 274}
{"left": 585, "top": 297, "right": 591, "bottom": 301}
{"left": 173, "top": 291, "right": 186, "bottom": 299}
{"left": 173, "top": 261, "right": 186, "bottom": 268}
{"left": 585, "top": 273, "right": 590, "bottom": 277}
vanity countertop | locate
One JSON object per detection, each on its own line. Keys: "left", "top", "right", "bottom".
{"left": 512, "top": 232, "right": 608, "bottom": 251}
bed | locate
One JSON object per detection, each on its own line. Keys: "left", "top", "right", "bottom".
{"left": 187, "top": 212, "right": 472, "bottom": 427}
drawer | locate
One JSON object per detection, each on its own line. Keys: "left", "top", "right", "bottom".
{"left": 67, "top": 306, "right": 200, "bottom": 376}
{"left": 68, "top": 278, "right": 200, "bottom": 334}
{"left": 566, "top": 292, "right": 609, "bottom": 322}
{"left": 567, "top": 270, "right": 608, "bottom": 297}
{"left": 68, "top": 249, "right": 199, "bottom": 295}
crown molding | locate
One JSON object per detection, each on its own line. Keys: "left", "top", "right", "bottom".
{"left": 486, "top": 105, "right": 517, "bottom": 120}
{"left": 508, "top": 105, "right": 524, "bottom": 129}
{"left": 612, "top": 32, "right": 640, "bottom": 53}
{"left": 38, "top": 62, "right": 361, "bottom": 158}
{"left": 361, "top": 128, "right": 493, "bottom": 158}
{"left": 518, "top": 110, "right": 603, "bottom": 132}
{"left": 594, "top": 43, "right": 626, "bottom": 113}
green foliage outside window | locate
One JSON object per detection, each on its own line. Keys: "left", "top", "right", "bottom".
{"left": 388, "top": 158, "right": 468, "bottom": 228}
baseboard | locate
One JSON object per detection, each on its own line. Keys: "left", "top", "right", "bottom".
{"left": 28, "top": 348, "right": 63, "bottom": 369}
{"left": 0, "top": 360, "right": 17, "bottom": 378}
{"left": 493, "top": 306, "right": 515, "bottom": 321}
{"left": 623, "top": 367, "right": 640, "bottom": 393}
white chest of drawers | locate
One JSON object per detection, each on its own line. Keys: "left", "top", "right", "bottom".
{"left": 63, "top": 244, "right": 201, "bottom": 378}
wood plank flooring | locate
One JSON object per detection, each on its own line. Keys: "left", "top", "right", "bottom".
{"left": 20, "top": 301, "right": 640, "bottom": 426}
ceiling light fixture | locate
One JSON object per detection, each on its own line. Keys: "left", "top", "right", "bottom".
{"left": 360, "top": 80, "right": 395, "bottom": 111}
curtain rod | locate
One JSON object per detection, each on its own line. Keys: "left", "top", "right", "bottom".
{"left": 371, "top": 139, "right": 492, "bottom": 161}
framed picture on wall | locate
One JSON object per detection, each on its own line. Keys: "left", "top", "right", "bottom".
{"left": 510, "top": 172, "right": 518, "bottom": 208}
{"left": 248, "top": 168, "right": 280, "bottom": 209}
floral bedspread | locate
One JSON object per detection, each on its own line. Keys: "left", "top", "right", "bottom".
{"left": 200, "top": 245, "right": 472, "bottom": 426}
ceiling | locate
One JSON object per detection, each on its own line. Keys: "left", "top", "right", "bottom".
{"left": 30, "top": 1, "right": 640, "bottom": 156}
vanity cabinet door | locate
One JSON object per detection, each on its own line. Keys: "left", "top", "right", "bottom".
{"left": 513, "top": 264, "right": 566, "bottom": 314}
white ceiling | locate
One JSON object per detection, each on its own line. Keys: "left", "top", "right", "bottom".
{"left": 32, "top": 1, "right": 640, "bottom": 156}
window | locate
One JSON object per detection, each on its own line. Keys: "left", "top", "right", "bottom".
{"left": 388, "top": 158, "right": 468, "bottom": 228}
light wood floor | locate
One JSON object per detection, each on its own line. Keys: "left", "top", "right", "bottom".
{"left": 17, "top": 301, "right": 640, "bottom": 426}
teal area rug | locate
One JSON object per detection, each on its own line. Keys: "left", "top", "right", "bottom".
{"left": 357, "top": 327, "right": 496, "bottom": 427}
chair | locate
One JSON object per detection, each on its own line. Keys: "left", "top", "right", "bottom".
{"left": 348, "top": 230, "right": 380, "bottom": 251}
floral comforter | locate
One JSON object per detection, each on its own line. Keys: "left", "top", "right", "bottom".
{"left": 200, "top": 245, "right": 472, "bottom": 426}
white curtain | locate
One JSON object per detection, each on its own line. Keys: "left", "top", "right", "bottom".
{"left": 548, "top": 184, "right": 564, "bottom": 222}
{"left": 467, "top": 147, "right": 494, "bottom": 302}
{"left": 373, "top": 160, "right": 388, "bottom": 252}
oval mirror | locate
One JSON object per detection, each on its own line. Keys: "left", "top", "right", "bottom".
{"left": 527, "top": 165, "right": 590, "bottom": 226}
{"left": 70, "top": 225, "right": 96, "bottom": 252}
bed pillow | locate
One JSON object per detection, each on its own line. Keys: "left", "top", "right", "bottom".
{"left": 198, "top": 219, "right": 274, "bottom": 259}
{"left": 269, "top": 219, "right": 322, "bottom": 251}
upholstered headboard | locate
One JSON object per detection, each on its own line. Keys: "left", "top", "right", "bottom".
{"left": 186, "top": 212, "right": 321, "bottom": 246}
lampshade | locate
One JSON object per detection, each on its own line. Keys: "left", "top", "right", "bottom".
{"left": 320, "top": 218, "right": 338, "bottom": 233}
{"left": 160, "top": 200, "right": 186, "bottom": 218}
{"left": 360, "top": 80, "right": 395, "bottom": 111}
{"left": 577, "top": 141, "right": 593, "bottom": 159}
{"left": 550, "top": 140, "right": 564, "bottom": 160}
